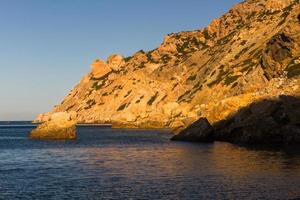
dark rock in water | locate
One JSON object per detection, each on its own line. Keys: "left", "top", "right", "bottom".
{"left": 171, "top": 118, "right": 214, "bottom": 143}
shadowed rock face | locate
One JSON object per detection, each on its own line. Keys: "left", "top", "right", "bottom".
{"left": 172, "top": 95, "right": 300, "bottom": 145}
{"left": 171, "top": 118, "right": 214, "bottom": 142}
{"left": 30, "top": 112, "right": 77, "bottom": 140}
{"left": 36, "top": 0, "right": 300, "bottom": 133}
{"left": 262, "top": 33, "right": 294, "bottom": 79}
{"left": 214, "top": 95, "right": 300, "bottom": 145}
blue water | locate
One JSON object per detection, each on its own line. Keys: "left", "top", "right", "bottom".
{"left": 1, "top": 123, "right": 300, "bottom": 200}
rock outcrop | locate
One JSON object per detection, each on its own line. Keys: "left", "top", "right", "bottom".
{"left": 36, "top": 0, "right": 300, "bottom": 145}
{"left": 91, "top": 59, "right": 112, "bottom": 78}
{"left": 30, "top": 112, "right": 77, "bottom": 140}
{"left": 171, "top": 118, "right": 214, "bottom": 142}
{"left": 172, "top": 95, "right": 300, "bottom": 145}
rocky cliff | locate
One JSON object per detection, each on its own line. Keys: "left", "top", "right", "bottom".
{"left": 36, "top": 0, "right": 300, "bottom": 132}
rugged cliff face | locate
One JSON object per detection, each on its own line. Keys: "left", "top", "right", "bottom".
{"left": 36, "top": 0, "right": 300, "bottom": 131}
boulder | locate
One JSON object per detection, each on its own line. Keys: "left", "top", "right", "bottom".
{"left": 171, "top": 118, "right": 214, "bottom": 142}
{"left": 107, "top": 54, "right": 125, "bottom": 71}
{"left": 30, "top": 112, "right": 77, "bottom": 140}
{"left": 91, "top": 59, "right": 111, "bottom": 78}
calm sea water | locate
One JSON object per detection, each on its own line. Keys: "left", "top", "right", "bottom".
{"left": 1, "top": 122, "right": 300, "bottom": 200}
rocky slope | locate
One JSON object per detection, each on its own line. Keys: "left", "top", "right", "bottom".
{"left": 36, "top": 0, "right": 300, "bottom": 132}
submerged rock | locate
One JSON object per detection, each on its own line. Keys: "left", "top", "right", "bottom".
{"left": 171, "top": 118, "right": 214, "bottom": 142}
{"left": 30, "top": 112, "right": 77, "bottom": 140}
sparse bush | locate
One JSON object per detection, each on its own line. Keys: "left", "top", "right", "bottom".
{"left": 187, "top": 74, "right": 197, "bottom": 81}
{"left": 84, "top": 99, "right": 96, "bottom": 110}
{"left": 147, "top": 92, "right": 159, "bottom": 105}
{"left": 117, "top": 103, "right": 127, "bottom": 111}
{"left": 224, "top": 75, "right": 241, "bottom": 86}
{"left": 286, "top": 60, "right": 300, "bottom": 78}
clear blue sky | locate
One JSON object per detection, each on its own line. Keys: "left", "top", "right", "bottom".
{"left": 0, "top": 0, "right": 241, "bottom": 121}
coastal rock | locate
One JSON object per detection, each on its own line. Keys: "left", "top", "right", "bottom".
{"left": 35, "top": 0, "right": 300, "bottom": 145}
{"left": 30, "top": 112, "right": 77, "bottom": 140}
{"left": 214, "top": 95, "right": 300, "bottom": 145}
{"left": 171, "top": 118, "right": 214, "bottom": 142}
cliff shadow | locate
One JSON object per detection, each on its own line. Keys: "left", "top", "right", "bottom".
{"left": 172, "top": 95, "right": 300, "bottom": 147}
{"left": 212, "top": 95, "right": 300, "bottom": 146}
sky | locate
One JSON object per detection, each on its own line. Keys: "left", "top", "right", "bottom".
{"left": 0, "top": 0, "right": 241, "bottom": 121}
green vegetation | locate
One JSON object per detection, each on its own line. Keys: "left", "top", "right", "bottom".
{"left": 172, "top": 83, "right": 179, "bottom": 90}
{"left": 207, "top": 67, "right": 229, "bottom": 88}
{"left": 138, "top": 62, "right": 146, "bottom": 69}
{"left": 161, "top": 54, "right": 171, "bottom": 64}
{"left": 234, "top": 47, "right": 249, "bottom": 60}
{"left": 278, "top": 11, "right": 290, "bottom": 26}
{"left": 84, "top": 99, "right": 96, "bottom": 110}
{"left": 231, "top": 82, "right": 238, "bottom": 88}
{"left": 188, "top": 82, "right": 203, "bottom": 99}
{"left": 277, "top": 3, "right": 295, "bottom": 26}
{"left": 92, "top": 79, "right": 107, "bottom": 90}
{"left": 210, "top": 70, "right": 216, "bottom": 77}
{"left": 224, "top": 75, "right": 241, "bottom": 86}
{"left": 285, "top": 60, "right": 300, "bottom": 78}
{"left": 217, "top": 31, "right": 236, "bottom": 45}
{"left": 203, "top": 29, "right": 211, "bottom": 40}
{"left": 146, "top": 52, "right": 159, "bottom": 64}
{"left": 66, "top": 104, "right": 75, "bottom": 111}
{"left": 147, "top": 92, "right": 159, "bottom": 105}
{"left": 247, "top": 11, "right": 257, "bottom": 20}
{"left": 177, "top": 90, "right": 191, "bottom": 103}
{"left": 91, "top": 74, "right": 111, "bottom": 91}
{"left": 124, "top": 90, "right": 132, "bottom": 98}
{"left": 187, "top": 74, "right": 197, "bottom": 81}
{"left": 124, "top": 56, "right": 133, "bottom": 62}
{"left": 190, "top": 63, "right": 197, "bottom": 67}
{"left": 240, "top": 40, "right": 247, "bottom": 46}
{"left": 176, "top": 41, "right": 189, "bottom": 54}
{"left": 117, "top": 103, "right": 127, "bottom": 111}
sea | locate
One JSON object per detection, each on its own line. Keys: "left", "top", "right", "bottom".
{"left": 1, "top": 121, "right": 300, "bottom": 200}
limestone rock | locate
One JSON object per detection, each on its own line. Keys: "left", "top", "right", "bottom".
{"left": 107, "top": 54, "right": 125, "bottom": 71}
{"left": 265, "top": 0, "right": 294, "bottom": 11}
{"left": 171, "top": 118, "right": 214, "bottom": 142}
{"left": 91, "top": 59, "right": 111, "bottom": 78}
{"left": 35, "top": 0, "right": 300, "bottom": 142}
{"left": 30, "top": 112, "right": 77, "bottom": 140}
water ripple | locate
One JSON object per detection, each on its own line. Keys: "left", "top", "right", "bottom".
{"left": 0, "top": 127, "right": 300, "bottom": 199}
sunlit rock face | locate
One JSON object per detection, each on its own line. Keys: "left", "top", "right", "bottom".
{"left": 265, "top": 0, "right": 294, "bottom": 11}
{"left": 107, "top": 54, "right": 125, "bottom": 71}
{"left": 91, "top": 59, "right": 111, "bottom": 78}
{"left": 36, "top": 0, "right": 300, "bottom": 133}
{"left": 30, "top": 112, "right": 77, "bottom": 140}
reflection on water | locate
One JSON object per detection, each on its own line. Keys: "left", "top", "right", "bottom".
{"left": 0, "top": 126, "right": 300, "bottom": 199}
